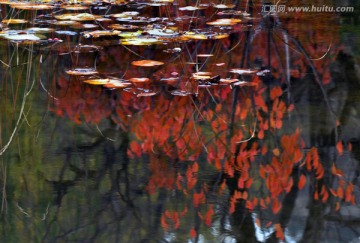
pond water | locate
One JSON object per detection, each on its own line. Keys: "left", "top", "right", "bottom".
{"left": 1, "top": 1, "right": 360, "bottom": 242}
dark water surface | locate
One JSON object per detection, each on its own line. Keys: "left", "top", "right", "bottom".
{"left": 1, "top": 1, "right": 360, "bottom": 242}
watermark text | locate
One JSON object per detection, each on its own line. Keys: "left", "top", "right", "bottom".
{"left": 262, "top": 5, "right": 354, "bottom": 13}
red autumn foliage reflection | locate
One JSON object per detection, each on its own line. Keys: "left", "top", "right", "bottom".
{"left": 47, "top": 2, "right": 356, "bottom": 241}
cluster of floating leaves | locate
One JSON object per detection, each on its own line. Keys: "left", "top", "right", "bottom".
{"left": 0, "top": 1, "right": 246, "bottom": 43}
{"left": 80, "top": 76, "right": 161, "bottom": 97}
{"left": 0, "top": 0, "right": 261, "bottom": 96}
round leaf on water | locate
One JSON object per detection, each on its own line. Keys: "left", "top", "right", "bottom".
{"left": 54, "top": 21, "right": 79, "bottom": 26}
{"left": 62, "top": 5, "right": 90, "bottom": 11}
{"left": 146, "top": 28, "right": 179, "bottom": 37}
{"left": 229, "top": 68, "right": 257, "bottom": 74}
{"left": 120, "top": 37, "right": 162, "bottom": 45}
{"left": 4, "top": 34, "right": 41, "bottom": 41}
{"left": 2, "top": 19, "right": 27, "bottom": 24}
{"left": 87, "top": 79, "right": 132, "bottom": 89}
{"left": 72, "top": 23, "right": 99, "bottom": 30}
{"left": 197, "top": 54, "right": 214, "bottom": 57}
{"left": 219, "top": 78, "right": 239, "bottom": 84}
{"left": 55, "top": 13, "right": 101, "bottom": 21}
{"left": 160, "top": 77, "right": 179, "bottom": 84}
{"left": 149, "top": 0, "right": 173, "bottom": 3}
{"left": 171, "top": 90, "right": 192, "bottom": 96}
{"left": 217, "top": 10, "right": 242, "bottom": 16}
{"left": 118, "top": 30, "right": 142, "bottom": 38}
{"left": 108, "top": 24, "right": 139, "bottom": 30}
{"left": 83, "top": 79, "right": 110, "bottom": 85}
{"left": 192, "top": 72, "right": 212, "bottom": 80}
{"left": 10, "top": 3, "right": 54, "bottom": 10}
{"left": 232, "top": 81, "right": 257, "bottom": 87}
{"left": 137, "top": 91, "right": 159, "bottom": 97}
{"left": 207, "top": 18, "right": 241, "bottom": 26}
{"left": 0, "top": 31, "right": 46, "bottom": 41}
{"left": 183, "top": 32, "right": 207, "bottom": 40}
{"left": 129, "top": 77, "right": 151, "bottom": 83}
{"left": 210, "top": 33, "right": 229, "bottom": 39}
{"left": 26, "top": 27, "right": 54, "bottom": 34}
{"left": 104, "top": 81, "right": 132, "bottom": 89}
{"left": 83, "top": 30, "right": 121, "bottom": 38}
{"left": 213, "top": 4, "right": 236, "bottom": 9}
{"left": 131, "top": 60, "right": 164, "bottom": 67}
{"left": 179, "top": 6, "right": 207, "bottom": 11}
{"left": 66, "top": 68, "right": 98, "bottom": 76}
{"left": 110, "top": 12, "right": 140, "bottom": 18}
{"left": 55, "top": 30, "right": 78, "bottom": 36}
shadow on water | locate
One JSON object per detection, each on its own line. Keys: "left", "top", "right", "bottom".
{"left": 0, "top": 0, "right": 360, "bottom": 242}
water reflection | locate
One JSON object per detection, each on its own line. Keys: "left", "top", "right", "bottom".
{"left": 0, "top": 1, "right": 360, "bottom": 242}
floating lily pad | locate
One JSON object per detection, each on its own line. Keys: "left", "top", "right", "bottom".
{"left": 171, "top": 90, "right": 192, "bottom": 96}
{"left": 72, "top": 23, "right": 99, "bottom": 29}
{"left": 232, "top": 81, "right": 257, "bottom": 87}
{"left": 207, "top": 18, "right": 241, "bottom": 26}
{"left": 2, "top": 19, "right": 27, "bottom": 24}
{"left": 103, "top": 80, "right": 132, "bottom": 89}
{"left": 219, "top": 78, "right": 239, "bottom": 84}
{"left": 108, "top": 24, "right": 139, "bottom": 30}
{"left": 183, "top": 32, "right": 207, "bottom": 40}
{"left": 83, "top": 30, "right": 121, "bottom": 38}
{"left": 62, "top": 5, "right": 89, "bottom": 11}
{"left": 197, "top": 54, "right": 214, "bottom": 57}
{"left": 4, "top": 34, "right": 41, "bottom": 41}
{"left": 149, "top": 0, "right": 173, "bottom": 3}
{"left": 211, "top": 33, "right": 230, "bottom": 39}
{"left": 10, "top": 3, "right": 54, "bottom": 10}
{"left": 54, "top": 21, "right": 79, "bottom": 26}
{"left": 118, "top": 30, "right": 142, "bottom": 38}
{"left": 175, "top": 16, "right": 204, "bottom": 22}
{"left": 81, "top": 78, "right": 130, "bottom": 89}
{"left": 131, "top": 60, "right": 164, "bottom": 67}
{"left": 183, "top": 31, "right": 229, "bottom": 40}
{"left": 179, "top": 6, "right": 207, "bottom": 11}
{"left": 160, "top": 77, "right": 179, "bottom": 83}
{"left": 26, "top": 27, "right": 54, "bottom": 34}
{"left": 146, "top": 28, "right": 179, "bottom": 37}
{"left": 55, "top": 13, "right": 101, "bottom": 21}
{"left": 110, "top": 12, "right": 140, "bottom": 18}
{"left": 158, "top": 35, "right": 189, "bottom": 43}
{"left": 163, "top": 47, "right": 182, "bottom": 53}
{"left": 192, "top": 72, "right": 212, "bottom": 80}
{"left": 83, "top": 79, "right": 110, "bottom": 85}
{"left": 129, "top": 77, "right": 151, "bottom": 83}
{"left": 120, "top": 37, "right": 162, "bottom": 45}
{"left": 193, "top": 76, "right": 211, "bottom": 80}
{"left": 55, "top": 30, "right": 78, "bottom": 36}
{"left": 0, "top": 31, "right": 45, "bottom": 41}
{"left": 256, "top": 69, "right": 271, "bottom": 76}
{"left": 119, "top": 16, "right": 166, "bottom": 25}
{"left": 137, "top": 91, "right": 158, "bottom": 97}
{"left": 217, "top": 10, "right": 243, "bottom": 15}
{"left": 66, "top": 68, "right": 98, "bottom": 75}
{"left": 152, "top": 0, "right": 173, "bottom": 2}
{"left": 229, "top": 68, "right": 257, "bottom": 74}
{"left": 213, "top": 4, "right": 236, "bottom": 9}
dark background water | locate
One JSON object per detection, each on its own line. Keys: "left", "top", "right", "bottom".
{"left": 0, "top": 1, "right": 360, "bottom": 242}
